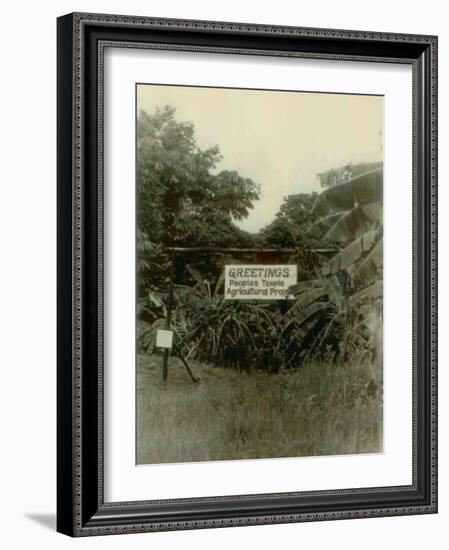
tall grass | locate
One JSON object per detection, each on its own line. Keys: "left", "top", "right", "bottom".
{"left": 137, "top": 354, "right": 382, "bottom": 465}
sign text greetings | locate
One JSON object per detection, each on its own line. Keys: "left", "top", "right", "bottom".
{"left": 224, "top": 265, "right": 297, "bottom": 300}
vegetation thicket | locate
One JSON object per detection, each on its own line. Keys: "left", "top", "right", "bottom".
{"left": 136, "top": 106, "right": 383, "bottom": 463}
{"left": 137, "top": 106, "right": 383, "bottom": 373}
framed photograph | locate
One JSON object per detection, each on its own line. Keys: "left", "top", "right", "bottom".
{"left": 57, "top": 12, "right": 438, "bottom": 536}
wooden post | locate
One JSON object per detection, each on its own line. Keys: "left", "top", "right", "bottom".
{"left": 178, "top": 353, "right": 200, "bottom": 384}
{"left": 162, "top": 253, "right": 176, "bottom": 383}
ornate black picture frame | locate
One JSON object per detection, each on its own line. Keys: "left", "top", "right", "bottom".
{"left": 57, "top": 12, "right": 438, "bottom": 536}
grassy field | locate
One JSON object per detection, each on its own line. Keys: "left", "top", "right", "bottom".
{"left": 137, "top": 354, "right": 383, "bottom": 465}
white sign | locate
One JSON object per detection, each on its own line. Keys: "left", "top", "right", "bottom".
{"left": 155, "top": 329, "right": 174, "bottom": 349}
{"left": 224, "top": 265, "right": 297, "bottom": 300}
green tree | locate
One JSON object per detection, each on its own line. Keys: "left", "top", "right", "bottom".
{"left": 260, "top": 193, "right": 319, "bottom": 247}
{"left": 137, "top": 106, "right": 260, "bottom": 321}
{"left": 137, "top": 106, "right": 259, "bottom": 247}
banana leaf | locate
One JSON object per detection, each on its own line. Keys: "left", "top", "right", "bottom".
{"left": 308, "top": 211, "right": 346, "bottom": 238}
{"left": 321, "top": 229, "right": 377, "bottom": 276}
{"left": 186, "top": 264, "right": 211, "bottom": 299}
{"left": 361, "top": 201, "right": 383, "bottom": 223}
{"left": 312, "top": 168, "right": 383, "bottom": 215}
{"left": 324, "top": 202, "right": 381, "bottom": 242}
{"left": 282, "top": 300, "right": 330, "bottom": 332}
{"left": 325, "top": 275, "right": 344, "bottom": 308}
{"left": 352, "top": 237, "right": 383, "bottom": 287}
{"left": 287, "top": 279, "right": 326, "bottom": 297}
{"left": 348, "top": 280, "right": 383, "bottom": 306}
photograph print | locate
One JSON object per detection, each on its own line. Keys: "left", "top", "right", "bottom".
{"left": 136, "top": 83, "right": 384, "bottom": 466}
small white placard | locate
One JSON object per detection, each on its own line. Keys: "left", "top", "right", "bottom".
{"left": 155, "top": 329, "right": 174, "bottom": 349}
{"left": 225, "top": 264, "right": 297, "bottom": 300}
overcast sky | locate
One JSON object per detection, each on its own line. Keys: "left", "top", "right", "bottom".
{"left": 137, "top": 84, "right": 383, "bottom": 233}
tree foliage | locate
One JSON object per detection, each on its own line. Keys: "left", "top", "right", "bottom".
{"left": 260, "top": 193, "right": 320, "bottom": 248}
{"left": 137, "top": 106, "right": 260, "bottom": 247}
{"left": 137, "top": 106, "right": 260, "bottom": 313}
